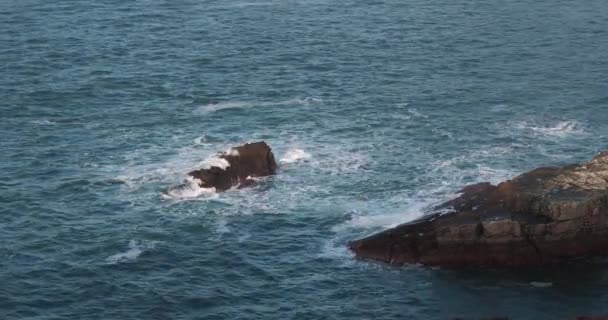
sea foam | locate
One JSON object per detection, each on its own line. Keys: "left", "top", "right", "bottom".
{"left": 279, "top": 149, "right": 311, "bottom": 164}
{"left": 163, "top": 177, "right": 217, "bottom": 199}
{"left": 202, "top": 157, "right": 230, "bottom": 170}
{"left": 197, "top": 97, "right": 321, "bottom": 114}
{"left": 515, "top": 120, "right": 584, "bottom": 138}
{"left": 105, "top": 240, "right": 156, "bottom": 264}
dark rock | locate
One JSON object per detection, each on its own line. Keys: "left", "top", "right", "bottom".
{"left": 188, "top": 141, "right": 277, "bottom": 192}
{"left": 349, "top": 152, "right": 608, "bottom": 266}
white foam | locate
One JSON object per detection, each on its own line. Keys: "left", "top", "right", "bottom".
{"left": 31, "top": 119, "right": 56, "bottom": 125}
{"left": 197, "top": 97, "right": 321, "bottom": 114}
{"left": 408, "top": 108, "right": 428, "bottom": 118}
{"left": 515, "top": 120, "right": 583, "bottom": 138}
{"left": 329, "top": 146, "right": 518, "bottom": 235}
{"left": 477, "top": 165, "right": 515, "bottom": 186}
{"left": 211, "top": 2, "right": 277, "bottom": 9}
{"left": 225, "top": 148, "right": 240, "bottom": 156}
{"left": 105, "top": 240, "right": 156, "bottom": 264}
{"left": 279, "top": 149, "right": 311, "bottom": 164}
{"left": 318, "top": 238, "right": 354, "bottom": 261}
{"left": 215, "top": 219, "right": 230, "bottom": 234}
{"left": 198, "top": 101, "right": 250, "bottom": 113}
{"left": 202, "top": 157, "right": 230, "bottom": 170}
{"left": 312, "top": 150, "right": 368, "bottom": 175}
{"left": 334, "top": 201, "right": 431, "bottom": 232}
{"left": 431, "top": 147, "right": 517, "bottom": 187}
{"left": 193, "top": 135, "right": 207, "bottom": 145}
{"left": 163, "top": 177, "right": 217, "bottom": 199}
{"left": 530, "top": 281, "right": 553, "bottom": 288}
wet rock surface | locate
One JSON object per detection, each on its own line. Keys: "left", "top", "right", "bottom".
{"left": 349, "top": 152, "right": 608, "bottom": 266}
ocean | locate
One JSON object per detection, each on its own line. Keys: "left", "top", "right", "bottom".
{"left": 1, "top": 0, "right": 608, "bottom": 318}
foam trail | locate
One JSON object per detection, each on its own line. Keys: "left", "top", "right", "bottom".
{"left": 199, "top": 101, "right": 250, "bottom": 113}
{"left": 197, "top": 97, "right": 321, "bottom": 114}
{"left": 105, "top": 240, "right": 155, "bottom": 264}
{"left": 31, "top": 119, "right": 56, "bottom": 125}
{"left": 529, "top": 281, "right": 553, "bottom": 288}
{"left": 516, "top": 120, "right": 583, "bottom": 138}
{"left": 280, "top": 149, "right": 311, "bottom": 164}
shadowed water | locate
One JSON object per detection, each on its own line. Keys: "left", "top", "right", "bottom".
{"left": 1, "top": 0, "right": 608, "bottom": 319}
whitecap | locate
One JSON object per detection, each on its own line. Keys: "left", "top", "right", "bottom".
{"left": 202, "top": 157, "right": 230, "bottom": 170}
{"left": 430, "top": 147, "right": 517, "bottom": 188}
{"left": 105, "top": 240, "right": 156, "bottom": 264}
{"left": 334, "top": 201, "right": 431, "bottom": 232}
{"left": 212, "top": 2, "right": 277, "bottom": 9}
{"left": 318, "top": 238, "right": 354, "bottom": 261}
{"left": 196, "top": 97, "right": 321, "bottom": 114}
{"left": 198, "top": 101, "right": 251, "bottom": 113}
{"left": 279, "top": 149, "right": 311, "bottom": 164}
{"left": 215, "top": 219, "right": 230, "bottom": 234}
{"left": 224, "top": 148, "right": 239, "bottom": 156}
{"left": 408, "top": 108, "right": 428, "bottom": 118}
{"left": 193, "top": 135, "right": 208, "bottom": 145}
{"left": 529, "top": 281, "right": 553, "bottom": 288}
{"left": 163, "top": 177, "right": 217, "bottom": 199}
{"left": 515, "top": 120, "right": 584, "bottom": 138}
{"left": 31, "top": 119, "right": 56, "bottom": 125}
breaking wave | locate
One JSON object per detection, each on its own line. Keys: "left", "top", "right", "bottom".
{"left": 31, "top": 119, "right": 56, "bottom": 125}
{"left": 514, "top": 120, "right": 584, "bottom": 138}
{"left": 279, "top": 148, "right": 311, "bottom": 164}
{"left": 163, "top": 177, "right": 218, "bottom": 200}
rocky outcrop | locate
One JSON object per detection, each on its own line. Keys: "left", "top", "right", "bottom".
{"left": 349, "top": 152, "right": 608, "bottom": 266}
{"left": 188, "top": 141, "right": 277, "bottom": 192}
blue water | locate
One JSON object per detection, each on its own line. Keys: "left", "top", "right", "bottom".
{"left": 2, "top": 0, "right": 608, "bottom": 318}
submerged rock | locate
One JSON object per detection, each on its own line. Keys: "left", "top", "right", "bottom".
{"left": 349, "top": 152, "right": 608, "bottom": 266}
{"left": 187, "top": 141, "right": 277, "bottom": 192}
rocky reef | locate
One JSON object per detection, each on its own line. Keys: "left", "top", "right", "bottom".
{"left": 349, "top": 152, "right": 608, "bottom": 266}
{"left": 187, "top": 141, "right": 277, "bottom": 191}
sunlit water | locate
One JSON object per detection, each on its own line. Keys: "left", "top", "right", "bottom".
{"left": 2, "top": 0, "right": 608, "bottom": 318}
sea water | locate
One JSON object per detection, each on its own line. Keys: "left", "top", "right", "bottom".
{"left": 1, "top": 0, "right": 608, "bottom": 318}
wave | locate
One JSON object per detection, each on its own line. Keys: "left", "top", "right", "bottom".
{"left": 201, "top": 156, "right": 231, "bottom": 170}
{"left": 196, "top": 97, "right": 322, "bottom": 114}
{"left": 279, "top": 148, "right": 311, "bottom": 164}
{"left": 193, "top": 135, "right": 208, "bottom": 145}
{"left": 529, "top": 281, "right": 553, "bottom": 288}
{"left": 31, "top": 119, "right": 56, "bottom": 125}
{"left": 215, "top": 219, "right": 230, "bottom": 234}
{"left": 407, "top": 108, "right": 429, "bottom": 119}
{"left": 163, "top": 177, "right": 218, "bottom": 200}
{"left": 334, "top": 200, "right": 432, "bottom": 232}
{"left": 515, "top": 120, "right": 584, "bottom": 138}
{"left": 105, "top": 240, "right": 156, "bottom": 264}
{"left": 210, "top": 1, "right": 277, "bottom": 9}
{"left": 333, "top": 146, "right": 518, "bottom": 238}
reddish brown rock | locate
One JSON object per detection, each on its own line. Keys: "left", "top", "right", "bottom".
{"left": 187, "top": 141, "right": 277, "bottom": 191}
{"left": 349, "top": 152, "right": 608, "bottom": 266}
